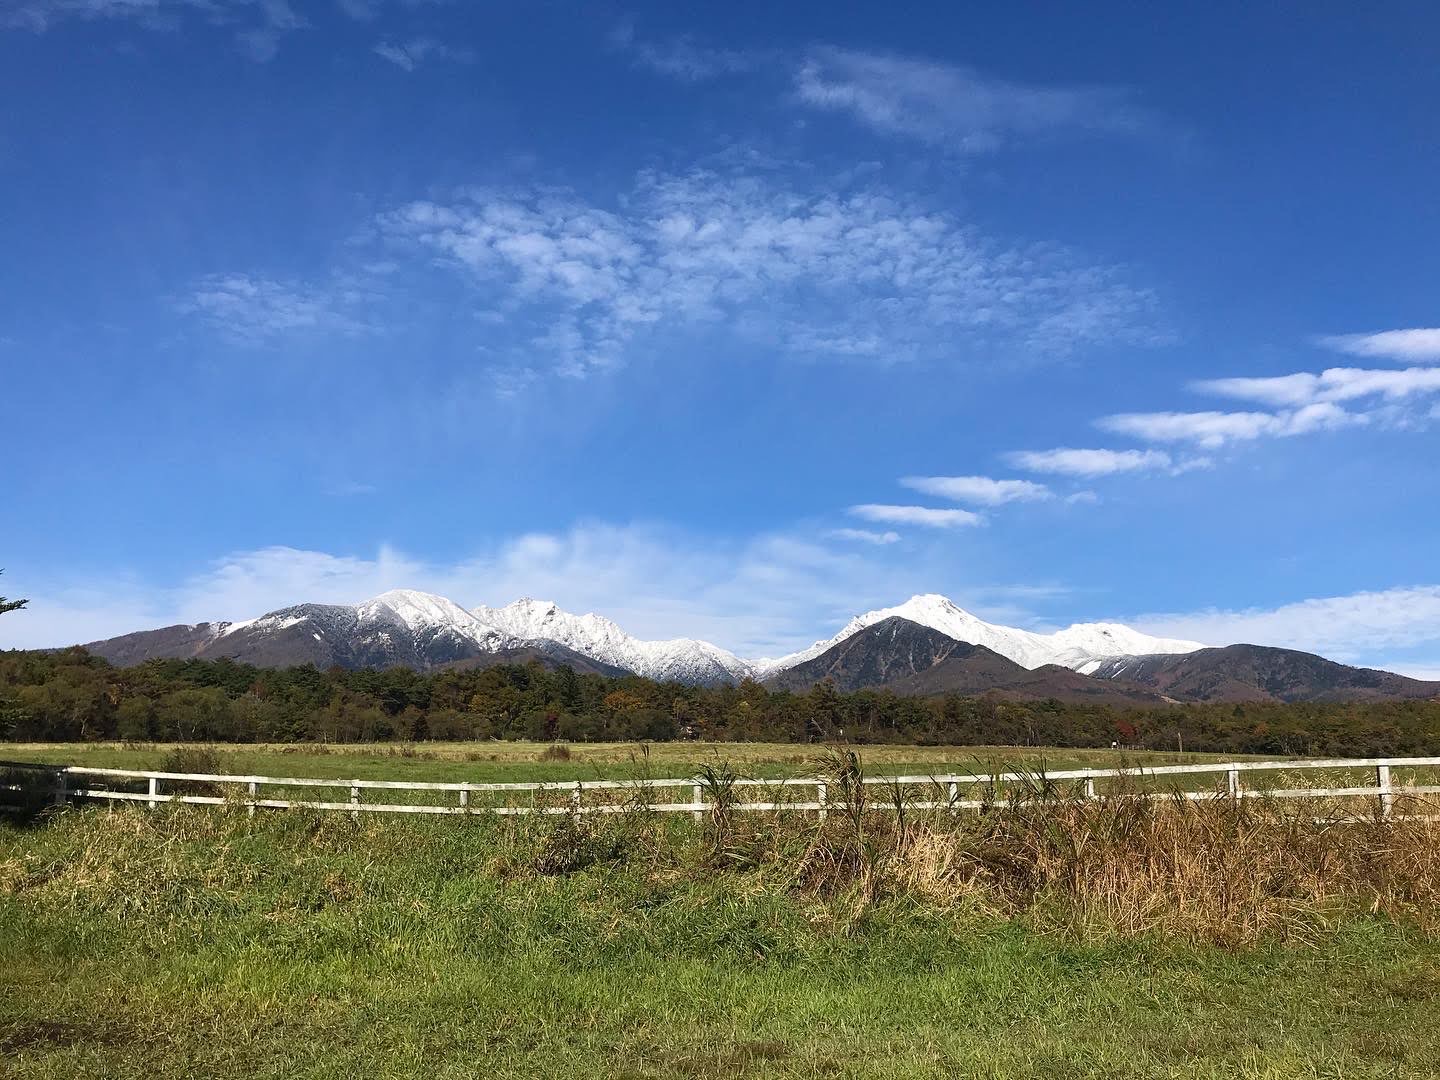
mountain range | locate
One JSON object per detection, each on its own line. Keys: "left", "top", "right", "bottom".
{"left": 71, "top": 589, "right": 1440, "bottom": 705}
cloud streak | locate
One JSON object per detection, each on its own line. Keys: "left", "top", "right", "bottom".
{"left": 901, "top": 475, "right": 1051, "bottom": 505}
{"left": 373, "top": 37, "right": 473, "bottom": 71}
{"left": 792, "top": 45, "right": 1156, "bottom": 152}
{"left": 1319, "top": 329, "right": 1440, "bottom": 364}
{"left": 1005, "top": 447, "right": 1175, "bottom": 477}
{"left": 849, "top": 504, "right": 984, "bottom": 528}
{"left": 1097, "top": 403, "right": 1361, "bottom": 448}
{"left": 1194, "top": 366, "right": 1440, "bottom": 408}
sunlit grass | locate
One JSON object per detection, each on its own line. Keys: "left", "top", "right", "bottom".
{"left": 4, "top": 770, "right": 1440, "bottom": 1078}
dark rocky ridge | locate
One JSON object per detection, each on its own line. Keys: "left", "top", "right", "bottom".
{"left": 1087, "top": 644, "right": 1440, "bottom": 704}
{"left": 765, "top": 617, "right": 1169, "bottom": 704}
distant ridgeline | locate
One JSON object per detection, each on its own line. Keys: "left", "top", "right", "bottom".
{"left": 2, "top": 647, "right": 1438, "bottom": 757}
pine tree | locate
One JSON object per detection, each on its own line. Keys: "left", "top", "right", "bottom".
{"left": 0, "top": 570, "right": 26, "bottom": 616}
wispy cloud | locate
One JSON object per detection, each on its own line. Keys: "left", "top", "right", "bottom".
{"left": 1318, "top": 329, "right": 1440, "bottom": 364}
{"left": 792, "top": 45, "right": 1156, "bottom": 152}
{"left": 849, "top": 504, "right": 984, "bottom": 528}
{"left": 901, "top": 474, "right": 1051, "bottom": 505}
{"left": 376, "top": 168, "right": 1160, "bottom": 379}
{"left": 1097, "top": 403, "right": 1361, "bottom": 448}
{"left": 373, "top": 37, "right": 472, "bottom": 71}
{"left": 4, "top": 0, "right": 307, "bottom": 61}
{"left": 608, "top": 21, "right": 762, "bottom": 82}
{"left": 827, "top": 528, "right": 901, "bottom": 545}
{"left": 1005, "top": 447, "right": 1175, "bottom": 477}
{"left": 180, "top": 273, "right": 376, "bottom": 345}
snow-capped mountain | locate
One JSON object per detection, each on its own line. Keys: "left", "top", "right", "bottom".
{"left": 761, "top": 594, "right": 1206, "bottom": 675}
{"left": 472, "top": 598, "right": 755, "bottom": 686}
{"left": 80, "top": 588, "right": 1207, "bottom": 684}
{"left": 211, "top": 590, "right": 524, "bottom": 670}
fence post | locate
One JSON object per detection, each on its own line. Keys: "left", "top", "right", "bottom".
{"left": 1084, "top": 778, "right": 1096, "bottom": 800}
{"left": 146, "top": 776, "right": 159, "bottom": 809}
{"left": 1226, "top": 769, "right": 1241, "bottom": 799}
{"left": 571, "top": 784, "right": 583, "bottom": 815}
{"left": 350, "top": 783, "right": 360, "bottom": 822}
{"left": 247, "top": 780, "right": 258, "bottom": 818}
{"left": 459, "top": 786, "right": 469, "bottom": 813}
{"left": 817, "top": 781, "right": 827, "bottom": 822}
{"left": 690, "top": 782, "right": 703, "bottom": 824}
{"left": 1377, "top": 765, "right": 1393, "bottom": 820}
{"left": 51, "top": 769, "right": 67, "bottom": 808}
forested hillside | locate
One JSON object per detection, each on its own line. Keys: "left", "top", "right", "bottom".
{"left": 3, "top": 647, "right": 1437, "bottom": 756}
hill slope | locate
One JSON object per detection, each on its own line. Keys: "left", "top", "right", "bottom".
{"left": 1085, "top": 644, "right": 1440, "bottom": 703}
{"left": 767, "top": 617, "right": 1169, "bottom": 704}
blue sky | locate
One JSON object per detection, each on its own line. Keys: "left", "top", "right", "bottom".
{"left": 3, "top": 0, "right": 1439, "bottom": 674}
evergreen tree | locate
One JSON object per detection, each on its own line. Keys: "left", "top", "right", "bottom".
{"left": 0, "top": 570, "right": 27, "bottom": 616}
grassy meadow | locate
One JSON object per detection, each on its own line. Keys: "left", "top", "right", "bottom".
{"left": 4, "top": 743, "right": 1440, "bottom": 1079}
{"left": 0, "top": 739, "right": 1258, "bottom": 785}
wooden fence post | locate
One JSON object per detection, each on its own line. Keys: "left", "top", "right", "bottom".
{"left": 51, "top": 769, "right": 67, "bottom": 808}
{"left": 1084, "top": 778, "right": 1096, "bottom": 800}
{"left": 1377, "top": 765, "right": 1393, "bottom": 820}
{"left": 1227, "top": 769, "right": 1241, "bottom": 799}
{"left": 350, "top": 783, "right": 360, "bottom": 822}
{"left": 459, "top": 787, "right": 469, "bottom": 812}
{"left": 691, "top": 783, "right": 704, "bottom": 824}
{"left": 816, "top": 781, "right": 827, "bottom": 822}
{"left": 571, "top": 784, "right": 583, "bottom": 815}
{"left": 247, "top": 780, "right": 258, "bottom": 818}
{"left": 147, "top": 776, "right": 159, "bottom": 809}
{"left": 947, "top": 780, "right": 959, "bottom": 811}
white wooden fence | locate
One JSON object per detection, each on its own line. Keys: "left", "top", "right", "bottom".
{"left": 5, "top": 756, "right": 1440, "bottom": 821}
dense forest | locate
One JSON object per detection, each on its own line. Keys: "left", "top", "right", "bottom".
{"left": 2, "top": 647, "right": 1438, "bottom": 756}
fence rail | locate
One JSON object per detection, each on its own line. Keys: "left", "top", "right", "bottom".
{"left": 5, "top": 756, "right": 1440, "bottom": 821}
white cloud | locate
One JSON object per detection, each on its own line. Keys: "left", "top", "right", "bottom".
{"left": 1194, "top": 366, "right": 1440, "bottom": 409}
{"left": 827, "top": 528, "right": 901, "bottom": 545}
{"left": 1319, "top": 329, "right": 1440, "bottom": 364}
{"left": 848, "top": 504, "right": 984, "bottom": 528}
{"left": 3, "top": 0, "right": 306, "bottom": 60}
{"left": 373, "top": 37, "right": 471, "bottom": 71}
{"left": 901, "top": 475, "right": 1051, "bottom": 505}
{"left": 180, "top": 273, "right": 375, "bottom": 344}
{"left": 1005, "top": 447, "right": 1174, "bottom": 477}
{"left": 793, "top": 45, "right": 1153, "bottom": 151}
{"left": 1133, "top": 586, "right": 1440, "bottom": 669}
{"left": 1096, "top": 403, "right": 1361, "bottom": 448}
{"left": 376, "top": 169, "right": 1159, "bottom": 378}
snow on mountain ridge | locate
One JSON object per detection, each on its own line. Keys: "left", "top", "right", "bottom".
{"left": 472, "top": 598, "right": 756, "bottom": 685}
{"left": 211, "top": 589, "right": 1205, "bottom": 683}
{"left": 762, "top": 594, "right": 1206, "bottom": 674}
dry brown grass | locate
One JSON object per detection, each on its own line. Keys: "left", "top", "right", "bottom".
{"left": 762, "top": 787, "right": 1440, "bottom": 944}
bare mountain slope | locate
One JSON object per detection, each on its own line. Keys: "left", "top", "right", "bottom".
{"left": 1086, "top": 644, "right": 1440, "bottom": 703}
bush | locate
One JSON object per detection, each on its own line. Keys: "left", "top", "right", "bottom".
{"left": 158, "top": 745, "right": 225, "bottom": 796}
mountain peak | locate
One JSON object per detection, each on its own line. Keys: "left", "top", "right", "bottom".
{"left": 359, "top": 589, "right": 487, "bottom": 634}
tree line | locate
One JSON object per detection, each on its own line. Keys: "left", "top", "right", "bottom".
{"left": 2, "top": 647, "right": 1438, "bottom": 757}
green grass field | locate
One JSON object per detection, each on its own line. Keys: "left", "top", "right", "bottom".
{"left": 0, "top": 739, "right": 1255, "bottom": 784}
{"left": 4, "top": 743, "right": 1437, "bottom": 1078}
